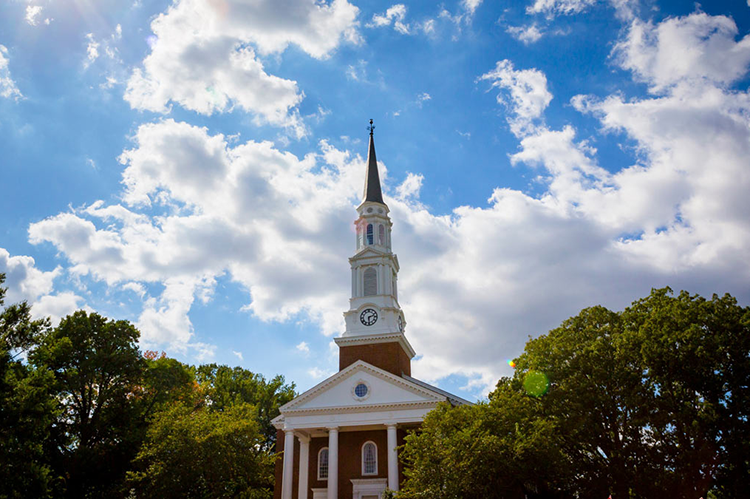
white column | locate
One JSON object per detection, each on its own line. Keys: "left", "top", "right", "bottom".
{"left": 327, "top": 427, "right": 339, "bottom": 499}
{"left": 282, "top": 430, "right": 295, "bottom": 499}
{"left": 298, "top": 434, "right": 310, "bottom": 499}
{"left": 387, "top": 424, "right": 399, "bottom": 491}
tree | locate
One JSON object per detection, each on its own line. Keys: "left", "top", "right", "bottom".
{"left": 0, "top": 273, "right": 57, "bottom": 498}
{"left": 397, "top": 288, "right": 750, "bottom": 498}
{"left": 30, "top": 310, "right": 146, "bottom": 498}
{"left": 194, "top": 364, "right": 295, "bottom": 449}
{"left": 399, "top": 390, "right": 569, "bottom": 499}
{"left": 126, "top": 403, "right": 275, "bottom": 498}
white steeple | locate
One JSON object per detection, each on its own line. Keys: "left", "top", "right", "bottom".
{"left": 338, "top": 121, "right": 410, "bottom": 348}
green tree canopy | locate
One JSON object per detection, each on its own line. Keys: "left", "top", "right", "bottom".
{"left": 398, "top": 288, "right": 750, "bottom": 499}
{"left": 0, "top": 273, "right": 57, "bottom": 499}
{"left": 126, "top": 403, "right": 275, "bottom": 499}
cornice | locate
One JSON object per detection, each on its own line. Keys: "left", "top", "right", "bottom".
{"left": 279, "top": 359, "right": 440, "bottom": 413}
{"left": 334, "top": 332, "right": 416, "bottom": 358}
{"left": 282, "top": 400, "right": 440, "bottom": 416}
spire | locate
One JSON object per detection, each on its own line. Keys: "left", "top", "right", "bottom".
{"left": 363, "top": 119, "right": 385, "bottom": 204}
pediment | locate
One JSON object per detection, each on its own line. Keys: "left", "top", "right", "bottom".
{"left": 280, "top": 361, "right": 446, "bottom": 413}
{"left": 351, "top": 247, "right": 384, "bottom": 258}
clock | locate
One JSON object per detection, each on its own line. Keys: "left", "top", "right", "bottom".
{"left": 360, "top": 308, "right": 378, "bottom": 326}
{"left": 398, "top": 315, "right": 404, "bottom": 332}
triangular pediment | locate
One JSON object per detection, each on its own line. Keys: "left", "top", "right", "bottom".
{"left": 280, "top": 361, "right": 446, "bottom": 414}
{"left": 351, "top": 247, "right": 387, "bottom": 259}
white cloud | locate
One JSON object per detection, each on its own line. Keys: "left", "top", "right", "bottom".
{"left": 527, "top": 0, "right": 637, "bottom": 20}
{"left": 396, "top": 172, "right": 423, "bottom": 200}
{"left": 25, "top": 5, "right": 43, "bottom": 26}
{"left": 416, "top": 92, "right": 431, "bottom": 107}
{"left": 613, "top": 13, "right": 750, "bottom": 93}
{"left": 296, "top": 341, "right": 310, "bottom": 355}
{"left": 29, "top": 11, "right": 750, "bottom": 391}
{"left": 124, "top": 0, "right": 360, "bottom": 136}
{"left": 479, "top": 59, "right": 553, "bottom": 136}
{"left": 32, "top": 292, "right": 85, "bottom": 325}
{"left": 462, "top": 0, "right": 483, "bottom": 15}
{"left": 0, "top": 248, "right": 59, "bottom": 304}
{"left": 232, "top": 350, "right": 244, "bottom": 360}
{"left": 0, "top": 248, "right": 84, "bottom": 326}
{"left": 506, "top": 24, "right": 544, "bottom": 44}
{"left": 346, "top": 59, "right": 368, "bottom": 81}
{"left": 527, "top": 0, "right": 596, "bottom": 17}
{"left": 308, "top": 366, "right": 334, "bottom": 380}
{"left": 0, "top": 46, "right": 22, "bottom": 100}
{"left": 369, "top": 4, "right": 410, "bottom": 34}
{"left": 84, "top": 34, "right": 100, "bottom": 68}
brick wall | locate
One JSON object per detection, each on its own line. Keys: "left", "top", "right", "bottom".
{"left": 339, "top": 342, "right": 411, "bottom": 376}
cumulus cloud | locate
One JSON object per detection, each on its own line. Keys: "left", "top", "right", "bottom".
{"left": 0, "top": 46, "right": 22, "bottom": 100}
{"left": 124, "top": 0, "right": 360, "bottom": 136}
{"left": 479, "top": 59, "right": 553, "bottom": 136}
{"left": 613, "top": 13, "right": 750, "bottom": 93}
{"left": 32, "top": 292, "right": 85, "bottom": 325}
{"left": 28, "top": 12, "right": 750, "bottom": 393}
{"left": 0, "top": 249, "right": 58, "bottom": 304}
{"left": 0, "top": 248, "right": 84, "bottom": 325}
{"left": 369, "top": 4, "right": 410, "bottom": 34}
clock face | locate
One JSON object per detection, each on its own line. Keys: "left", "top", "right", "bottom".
{"left": 360, "top": 308, "right": 378, "bottom": 326}
{"left": 398, "top": 315, "right": 404, "bottom": 332}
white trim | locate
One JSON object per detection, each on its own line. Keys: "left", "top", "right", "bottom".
{"left": 361, "top": 441, "right": 378, "bottom": 476}
{"left": 317, "top": 447, "right": 329, "bottom": 481}
{"left": 350, "top": 478, "right": 387, "bottom": 499}
{"left": 278, "top": 360, "right": 441, "bottom": 413}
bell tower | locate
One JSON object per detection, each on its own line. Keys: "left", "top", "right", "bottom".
{"left": 335, "top": 120, "right": 416, "bottom": 376}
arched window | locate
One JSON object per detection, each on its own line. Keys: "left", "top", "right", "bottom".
{"left": 363, "top": 267, "right": 377, "bottom": 296}
{"left": 366, "top": 224, "right": 374, "bottom": 245}
{"left": 362, "top": 441, "right": 377, "bottom": 475}
{"left": 378, "top": 224, "right": 385, "bottom": 245}
{"left": 318, "top": 447, "right": 329, "bottom": 480}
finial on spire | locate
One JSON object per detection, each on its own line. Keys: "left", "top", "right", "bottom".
{"left": 363, "top": 119, "right": 384, "bottom": 204}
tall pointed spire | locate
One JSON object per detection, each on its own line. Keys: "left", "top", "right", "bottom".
{"left": 363, "top": 119, "right": 385, "bottom": 204}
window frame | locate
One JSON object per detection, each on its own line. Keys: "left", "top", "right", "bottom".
{"left": 318, "top": 447, "right": 329, "bottom": 481}
{"left": 361, "top": 441, "right": 378, "bottom": 476}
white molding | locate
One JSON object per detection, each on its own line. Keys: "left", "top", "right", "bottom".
{"left": 350, "top": 478, "right": 388, "bottom": 499}
{"left": 278, "top": 360, "right": 441, "bottom": 413}
{"left": 283, "top": 400, "right": 439, "bottom": 415}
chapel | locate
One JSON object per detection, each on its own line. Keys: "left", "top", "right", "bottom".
{"left": 272, "top": 122, "right": 469, "bottom": 499}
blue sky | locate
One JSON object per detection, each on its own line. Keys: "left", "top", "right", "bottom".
{"left": 2, "top": 0, "right": 750, "bottom": 400}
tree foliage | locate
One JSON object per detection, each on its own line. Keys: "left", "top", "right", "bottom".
{"left": 398, "top": 288, "right": 750, "bottom": 499}
{"left": 0, "top": 279, "right": 295, "bottom": 498}
{"left": 126, "top": 403, "right": 275, "bottom": 498}
{"left": 0, "top": 274, "right": 57, "bottom": 499}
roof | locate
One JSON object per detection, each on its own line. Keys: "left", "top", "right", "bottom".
{"left": 363, "top": 130, "right": 385, "bottom": 204}
{"left": 401, "top": 374, "right": 474, "bottom": 407}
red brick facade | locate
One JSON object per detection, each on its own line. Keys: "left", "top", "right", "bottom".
{"left": 338, "top": 342, "right": 411, "bottom": 377}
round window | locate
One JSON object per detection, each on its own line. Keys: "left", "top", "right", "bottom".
{"left": 354, "top": 383, "right": 368, "bottom": 398}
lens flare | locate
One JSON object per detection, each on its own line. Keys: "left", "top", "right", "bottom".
{"left": 523, "top": 370, "right": 549, "bottom": 397}
{"left": 507, "top": 360, "right": 516, "bottom": 368}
